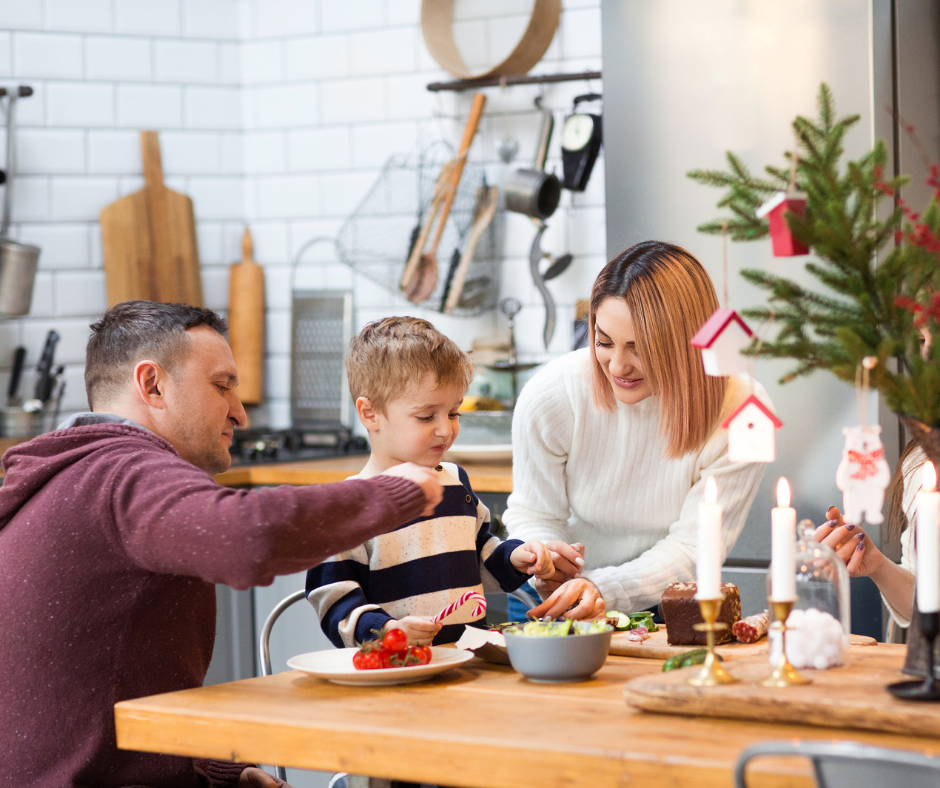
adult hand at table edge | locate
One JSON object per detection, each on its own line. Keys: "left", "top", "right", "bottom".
{"left": 378, "top": 462, "right": 444, "bottom": 516}
{"left": 812, "top": 505, "right": 886, "bottom": 578}
{"left": 528, "top": 577, "right": 605, "bottom": 621}
{"left": 238, "top": 766, "right": 292, "bottom": 788}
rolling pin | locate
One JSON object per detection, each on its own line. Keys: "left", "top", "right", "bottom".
{"left": 228, "top": 228, "right": 265, "bottom": 405}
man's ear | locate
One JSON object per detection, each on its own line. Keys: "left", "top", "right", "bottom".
{"left": 133, "top": 359, "right": 168, "bottom": 410}
{"left": 355, "top": 396, "right": 380, "bottom": 431}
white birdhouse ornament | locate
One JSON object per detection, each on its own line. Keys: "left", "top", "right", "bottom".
{"left": 836, "top": 425, "right": 891, "bottom": 525}
{"left": 690, "top": 308, "right": 754, "bottom": 377}
{"left": 722, "top": 395, "right": 782, "bottom": 463}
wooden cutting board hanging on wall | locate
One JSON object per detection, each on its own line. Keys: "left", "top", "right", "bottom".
{"left": 228, "top": 228, "right": 265, "bottom": 405}
{"left": 100, "top": 131, "right": 204, "bottom": 307}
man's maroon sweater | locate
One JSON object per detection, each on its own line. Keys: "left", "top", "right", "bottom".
{"left": 0, "top": 423, "right": 425, "bottom": 787}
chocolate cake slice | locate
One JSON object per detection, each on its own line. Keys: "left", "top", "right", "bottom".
{"left": 661, "top": 581, "right": 741, "bottom": 646}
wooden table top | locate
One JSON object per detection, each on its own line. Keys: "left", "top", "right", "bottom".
{"left": 214, "top": 456, "right": 513, "bottom": 493}
{"left": 115, "top": 648, "right": 939, "bottom": 788}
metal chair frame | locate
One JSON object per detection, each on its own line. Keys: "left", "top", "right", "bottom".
{"left": 735, "top": 740, "right": 940, "bottom": 788}
{"left": 257, "top": 587, "right": 537, "bottom": 781}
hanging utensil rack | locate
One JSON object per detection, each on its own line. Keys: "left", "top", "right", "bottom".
{"left": 427, "top": 70, "right": 601, "bottom": 92}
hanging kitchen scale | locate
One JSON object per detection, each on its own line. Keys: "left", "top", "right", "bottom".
{"left": 561, "top": 93, "right": 602, "bottom": 192}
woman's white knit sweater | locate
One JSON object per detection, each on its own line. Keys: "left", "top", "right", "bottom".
{"left": 503, "top": 348, "right": 770, "bottom": 613}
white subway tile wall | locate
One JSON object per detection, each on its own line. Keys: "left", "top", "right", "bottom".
{"left": 0, "top": 0, "right": 603, "bottom": 431}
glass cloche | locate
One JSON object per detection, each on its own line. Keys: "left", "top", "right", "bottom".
{"left": 766, "top": 520, "right": 852, "bottom": 669}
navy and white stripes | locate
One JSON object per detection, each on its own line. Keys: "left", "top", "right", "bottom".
{"left": 306, "top": 463, "right": 528, "bottom": 647}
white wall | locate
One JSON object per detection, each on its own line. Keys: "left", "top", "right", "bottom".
{"left": 0, "top": 0, "right": 243, "bottom": 415}
{"left": 0, "top": 0, "right": 604, "bottom": 427}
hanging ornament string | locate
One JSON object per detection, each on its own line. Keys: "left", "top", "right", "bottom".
{"left": 787, "top": 129, "right": 800, "bottom": 195}
{"left": 856, "top": 356, "right": 878, "bottom": 429}
{"left": 722, "top": 221, "right": 729, "bottom": 309}
{"left": 744, "top": 312, "right": 776, "bottom": 395}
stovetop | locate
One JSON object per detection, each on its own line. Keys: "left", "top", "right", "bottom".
{"left": 229, "top": 427, "right": 369, "bottom": 466}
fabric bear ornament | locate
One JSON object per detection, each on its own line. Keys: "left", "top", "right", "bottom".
{"left": 836, "top": 425, "right": 891, "bottom": 525}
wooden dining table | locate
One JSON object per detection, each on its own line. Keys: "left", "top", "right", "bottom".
{"left": 115, "top": 645, "right": 940, "bottom": 788}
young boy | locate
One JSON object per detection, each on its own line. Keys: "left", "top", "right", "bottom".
{"left": 306, "top": 317, "right": 579, "bottom": 647}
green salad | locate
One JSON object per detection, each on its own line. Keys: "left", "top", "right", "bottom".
{"left": 503, "top": 619, "right": 612, "bottom": 636}
{"left": 605, "top": 610, "right": 659, "bottom": 632}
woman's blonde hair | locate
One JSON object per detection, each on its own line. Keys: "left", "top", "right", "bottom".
{"left": 589, "top": 241, "right": 727, "bottom": 458}
{"left": 346, "top": 316, "right": 474, "bottom": 413}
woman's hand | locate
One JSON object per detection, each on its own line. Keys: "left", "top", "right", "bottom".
{"left": 238, "top": 767, "right": 292, "bottom": 788}
{"left": 544, "top": 540, "right": 586, "bottom": 580}
{"left": 812, "top": 506, "right": 885, "bottom": 578}
{"left": 510, "top": 540, "right": 555, "bottom": 580}
{"left": 528, "top": 578, "right": 605, "bottom": 621}
{"left": 384, "top": 617, "right": 442, "bottom": 647}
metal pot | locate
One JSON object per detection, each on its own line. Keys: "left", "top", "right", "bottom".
{"left": 504, "top": 169, "right": 560, "bottom": 220}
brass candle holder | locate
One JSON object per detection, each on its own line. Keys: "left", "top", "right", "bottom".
{"left": 760, "top": 599, "right": 811, "bottom": 687}
{"left": 687, "top": 597, "right": 738, "bottom": 686}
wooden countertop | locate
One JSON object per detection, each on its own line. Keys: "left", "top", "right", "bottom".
{"left": 114, "top": 647, "right": 937, "bottom": 788}
{"left": 215, "top": 456, "right": 513, "bottom": 493}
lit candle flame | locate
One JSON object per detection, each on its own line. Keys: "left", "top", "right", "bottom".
{"left": 776, "top": 477, "right": 791, "bottom": 508}
{"left": 704, "top": 476, "right": 718, "bottom": 505}
{"left": 924, "top": 461, "right": 937, "bottom": 493}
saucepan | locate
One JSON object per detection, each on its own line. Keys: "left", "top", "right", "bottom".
{"left": 504, "top": 97, "right": 560, "bottom": 220}
{"left": 0, "top": 86, "right": 40, "bottom": 317}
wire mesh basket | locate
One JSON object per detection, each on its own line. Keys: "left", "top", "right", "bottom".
{"left": 337, "top": 142, "right": 502, "bottom": 316}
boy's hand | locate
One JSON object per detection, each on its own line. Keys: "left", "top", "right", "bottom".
{"left": 379, "top": 462, "right": 443, "bottom": 516}
{"left": 385, "top": 616, "right": 442, "bottom": 647}
{"left": 511, "top": 540, "right": 555, "bottom": 580}
{"left": 238, "top": 767, "right": 292, "bottom": 788}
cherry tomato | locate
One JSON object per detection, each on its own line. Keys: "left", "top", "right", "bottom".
{"left": 380, "top": 648, "right": 395, "bottom": 669}
{"left": 352, "top": 650, "right": 366, "bottom": 670}
{"left": 414, "top": 646, "right": 432, "bottom": 665}
{"left": 383, "top": 628, "right": 408, "bottom": 652}
{"left": 360, "top": 651, "right": 383, "bottom": 670}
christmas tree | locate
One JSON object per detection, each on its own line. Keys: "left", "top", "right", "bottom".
{"left": 688, "top": 84, "right": 940, "bottom": 460}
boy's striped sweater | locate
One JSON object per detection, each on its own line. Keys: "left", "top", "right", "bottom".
{"left": 306, "top": 463, "right": 529, "bottom": 646}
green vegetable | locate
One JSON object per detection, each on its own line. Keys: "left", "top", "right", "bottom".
{"left": 606, "top": 610, "right": 659, "bottom": 632}
{"left": 504, "top": 619, "right": 613, "bottom": 637}
{"left": 662, "top": 648, "right": 723, "bottom": 672}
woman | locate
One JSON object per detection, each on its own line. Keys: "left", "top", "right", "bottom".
{"left": 811, "top": 441, "right": 921, "bottom": 628}
{"left": 503, "top": 241, "right": 771, "bottom": 619}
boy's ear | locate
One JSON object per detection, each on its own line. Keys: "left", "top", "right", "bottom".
{"left": 355, "top": 396, "right": 380, "bottom": 430}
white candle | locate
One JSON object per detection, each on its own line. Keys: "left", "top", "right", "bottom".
{"left": 917, "top": 461, "right": 940, "bottom": 614}
{"left": 771, "top": 477, "right": 797, "bottom": 601}
{"left": 696, "top": 476, "right": 723, "bottom": 599}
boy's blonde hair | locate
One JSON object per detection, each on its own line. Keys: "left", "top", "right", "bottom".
{"left": 347, "top": 317, "right": 474, "bottom": 413}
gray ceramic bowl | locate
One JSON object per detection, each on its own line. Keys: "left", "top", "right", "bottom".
{"left": 502, "top": 626, "right": 613, "bottom": 683}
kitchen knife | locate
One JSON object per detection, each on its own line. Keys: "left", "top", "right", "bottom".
{"left": 7, "top": 345, "right": 25, "bottom": 405}
{"left": 34, "top": 330, "right": 60, "bottom": 403}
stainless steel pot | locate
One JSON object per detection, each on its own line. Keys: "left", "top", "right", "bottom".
{"left": 0, "top": 87, "right": 39, "bottom": 317}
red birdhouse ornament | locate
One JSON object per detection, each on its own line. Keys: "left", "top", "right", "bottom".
{"left": 690, "top": 308, "right": 754, "bottom": 377}
{"left": 721, "top": 394, "right": 783, "bottom": 463}
{"left": 755, "top": 191, "right": 809, "bottom": 257}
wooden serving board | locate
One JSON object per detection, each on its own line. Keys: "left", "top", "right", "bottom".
{"left": 609, "top": 626, "right": 875, "bottom": 660}
{"left": 623, "top": 645, "right": 940, "bottom": 738}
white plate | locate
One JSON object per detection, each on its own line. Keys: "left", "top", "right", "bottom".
{"left": 287, "top": 647, "right": 475, "bottom": 686}
{"left": 443, "top": 444, "right": 512, "bottom": 464}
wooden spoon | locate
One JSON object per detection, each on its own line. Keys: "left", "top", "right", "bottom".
{"left": 403, "top": 93, "right": 486, "bottom": 304}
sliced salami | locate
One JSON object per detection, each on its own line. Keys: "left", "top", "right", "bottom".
{"left": 733, "top": 611, "right": 769, "bottom": 644}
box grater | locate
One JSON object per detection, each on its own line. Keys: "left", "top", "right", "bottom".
{"left": 290, "top": 290, "right": 353, "bottom": 433}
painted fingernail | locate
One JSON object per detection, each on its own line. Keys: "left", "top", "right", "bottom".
{"left": 575, "top": 556, "right": 585, "bottom": 566}
{"left": 858, "top": 541, "right": 865, "bottom": 550}
{"left": 827, "top": 519, "right": 838, "bottom": 527}
{"left": 857, "top": 532, "right": 865, "bottom": 540}
{"left": 846, "top": 524, "right": 855, "bottom": 531}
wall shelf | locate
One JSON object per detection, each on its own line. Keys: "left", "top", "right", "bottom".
{"left": 427, "top": 69, "right": 601, "bottom": 92}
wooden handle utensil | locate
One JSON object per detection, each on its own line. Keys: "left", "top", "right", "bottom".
{"left": 228, "top": 228, "right": 265, "bottom": 405}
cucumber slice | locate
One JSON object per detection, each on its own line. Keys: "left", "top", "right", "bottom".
{"left": 606, "top": 611, "right": 632, "bottom": 631}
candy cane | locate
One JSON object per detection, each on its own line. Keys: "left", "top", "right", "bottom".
{"left": 431, "top": 591, "right": 487, "bottom": 624}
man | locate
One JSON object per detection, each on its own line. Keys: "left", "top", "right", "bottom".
{"left": 0, "top": 301, "right": 443, "bottom": 787}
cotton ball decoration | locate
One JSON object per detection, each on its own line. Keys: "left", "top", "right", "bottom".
{"left": 784, "top": 608, "right": 847, "bottom": 669}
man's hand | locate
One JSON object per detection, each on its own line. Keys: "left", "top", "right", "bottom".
{"left": 238, "top": 767, "right": 291, "bottom": 788}
{"left": 510, "top": 540, "right": 555, "bottom": 580}
{"left": 379, "top": 462, "right": 443, "bottom": 516}
{"left": 384, "top": 616, "right": 442, "bottom": 646}
{"left": 528, "top": 578, "right": 605, "bottom": 621}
